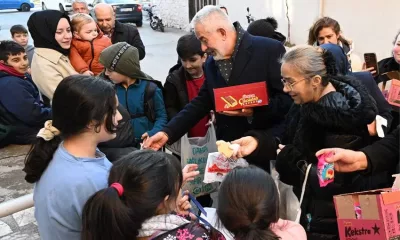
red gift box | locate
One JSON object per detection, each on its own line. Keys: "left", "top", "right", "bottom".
{"left": 213, "top": 82, "right": 268, "bottom": 112}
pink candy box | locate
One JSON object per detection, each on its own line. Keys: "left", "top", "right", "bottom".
{"left": 317, "top": 152, "right": 335, "bottom": 187}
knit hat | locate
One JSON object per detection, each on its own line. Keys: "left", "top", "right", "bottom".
{"left": 99, "top": 42, "right": 153, "bottom": 80}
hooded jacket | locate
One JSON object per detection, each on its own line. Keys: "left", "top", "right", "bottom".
{"left": 0, "top": 72, "right": 51, "bottom": 146}
{"left": 70, "top": 27, "right": 112, "bottom": 75}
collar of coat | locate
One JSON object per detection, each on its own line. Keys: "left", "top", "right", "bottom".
{"left": 299, "top": 75, "right": 377, "bottom": 130}
{"left": 231, "top": 22, "right": 245, "bottom": 61}
{"left": 34, "top": 48, "right": 67, "bottom": 64}
{"left": 114, "top": 20, "right": 126, "bottom": 33}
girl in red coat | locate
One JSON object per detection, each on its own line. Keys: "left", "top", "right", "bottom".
{"left": 70, "top": 13, "right": 111, "bottom": 76}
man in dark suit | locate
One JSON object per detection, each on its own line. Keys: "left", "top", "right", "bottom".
{"left": 94, "top": 3, "right": 146, "bottom": 60}
{"left": 144, "top": 5, "right": 292, "bottom": 150}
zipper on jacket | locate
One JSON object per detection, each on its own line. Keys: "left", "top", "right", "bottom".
{"left": 89, "top": 41, "right": 95, "bottom": 71}
{"left": 125, "top": 88, "right": 131, "bottom": 114}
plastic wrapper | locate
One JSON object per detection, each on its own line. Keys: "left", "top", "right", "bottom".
{"left": 317, "top": 152, "right": 335, "bottom": 187}
{"left": 203, "top": 152, "right": 248, "bottom": 183}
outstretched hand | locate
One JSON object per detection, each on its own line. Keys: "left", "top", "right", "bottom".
{"left": 143, "top": 131, "right": 169, "bottom": 151}
{"left": 231, "top": 136, "right": 258, "bottom": 159}
{"left": 316, "top": 148, "right": 368, "bottom": 172}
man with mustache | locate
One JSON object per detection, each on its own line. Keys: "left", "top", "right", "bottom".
{"left": 145, "top": 6, "right": 291, "bottom": 167}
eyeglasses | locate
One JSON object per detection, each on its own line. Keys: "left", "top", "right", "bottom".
{"left": 281, "top": 78, "right": 307, "bottom": 91}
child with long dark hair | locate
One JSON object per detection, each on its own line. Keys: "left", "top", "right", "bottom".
{"left": 82, "top": 150, "right": 225, "bottom": 240}
{"left": 23, "top": 75, "right": 122, "bottom": 240}
{"left": 217, "top": 166, "right": 306, "bottom": 240}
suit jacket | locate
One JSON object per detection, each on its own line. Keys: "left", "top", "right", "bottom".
{"left": 111, "top": 21, "right": 146, "bottom": 60}
{"left": 163, "top": 31, "right": 292, "bottom": 143}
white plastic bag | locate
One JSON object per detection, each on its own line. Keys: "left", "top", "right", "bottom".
{"left": 165, "top": 139, "right": 181, "bottom": 156}
{"left": 181, "top": 123, "right": 219, "bottom": 197}
{"left": 203, "top": 152, "right": 248, "bottom": 184}
{"left": 271, "top": 160, "right": 311, "bottom": 223}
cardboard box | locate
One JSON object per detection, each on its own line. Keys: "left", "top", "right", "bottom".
{"left": 213, "top": 82, "right": 268, "bottom": 112}
{"left": 388, "top": 79, "right": 400, "bottom": 107}
{"left": 379, "top": 71, "right": 400, "bottom": 100}
{"left": 334, "top": 189, "right": 400, "bottom": 240}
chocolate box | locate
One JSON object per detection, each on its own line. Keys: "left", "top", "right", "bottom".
{"left": 334, "top": 189, "right": 400, "bottom": 240}
{"left": 213, "top": 82, "right": 268, "bottom": 112}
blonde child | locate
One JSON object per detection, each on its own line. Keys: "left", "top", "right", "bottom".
{"left": 70, "top": 13, "right": 111, "bottom": 76}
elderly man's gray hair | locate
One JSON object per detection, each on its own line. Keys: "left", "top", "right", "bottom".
{"left": 72, "top": 0, "right": 88, "bottom": 7}
{"left": 190, "top": 5, "right": 233, "bottom": 32}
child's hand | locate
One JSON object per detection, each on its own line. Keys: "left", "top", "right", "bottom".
{"left": 182, "top": 164, "right": 199, "bottom": 184}
{"left": 277, "top": 144, "right": 286, "bottom": 155}
{"left": 141, "top": 132, "right": 149, "bottom": 140}
{"left": 82, "top": 70, "right": 94, "bottom": 76}
{"left": 176, "top": 190, "right": 191, "bottom": 216}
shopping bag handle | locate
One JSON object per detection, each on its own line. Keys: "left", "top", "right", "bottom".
{"left": 188, "top": 193, "right": 207, "bottom": 217}
{"left": 187, "top": 193, "right": 213, "bottom": 227}
{"left": 295, "top": 163, "right": 312, "bottom": 223}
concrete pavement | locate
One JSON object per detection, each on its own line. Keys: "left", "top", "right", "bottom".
{"left": 0, "top": 7, "right": 187, "bottom": 239}
{"left": 0, "top": 145, "right": 38, "bottom": 240}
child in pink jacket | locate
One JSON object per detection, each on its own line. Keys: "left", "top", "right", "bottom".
{"left": 217, "top": 166, "right": 307, "bottom": 240}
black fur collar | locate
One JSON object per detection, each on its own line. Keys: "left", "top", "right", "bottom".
{"left": 301, "top": 75, "right": 377, "bottom": 131}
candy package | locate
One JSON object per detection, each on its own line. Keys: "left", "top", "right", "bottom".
{"left": 203, "top": 152, "right": 248, "bottom": 183}
{"left": 317, "top": 152, "right": 335, "bottom": 187}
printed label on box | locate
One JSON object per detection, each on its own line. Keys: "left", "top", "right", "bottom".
{"left": 337, "top": 219, "right": 385, "bottom": 240}
{"left": 213, "top": 82, "right": 268, "bottom": 112}
{"left": 335, "top": 189, "right": 400, "bottom": 240}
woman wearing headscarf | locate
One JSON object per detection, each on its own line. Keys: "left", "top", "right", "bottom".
{"left": 28, "top": 10, "right": 77, "bottom": 100}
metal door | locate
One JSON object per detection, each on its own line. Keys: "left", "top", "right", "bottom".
{"left": 189, "top": 0, "right": 218, "bottom": 22}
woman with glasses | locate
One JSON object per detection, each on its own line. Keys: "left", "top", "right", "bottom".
{"left": 231, "top": 45, "right": 378, "bottom": 240}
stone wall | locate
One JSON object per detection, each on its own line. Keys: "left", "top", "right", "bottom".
{"left": 153, "top": 0, "right": 190, "bottom": 30}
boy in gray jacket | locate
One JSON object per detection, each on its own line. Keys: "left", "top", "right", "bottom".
{"left": 10, "top": 25, "right": 34, "bottom": 67}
